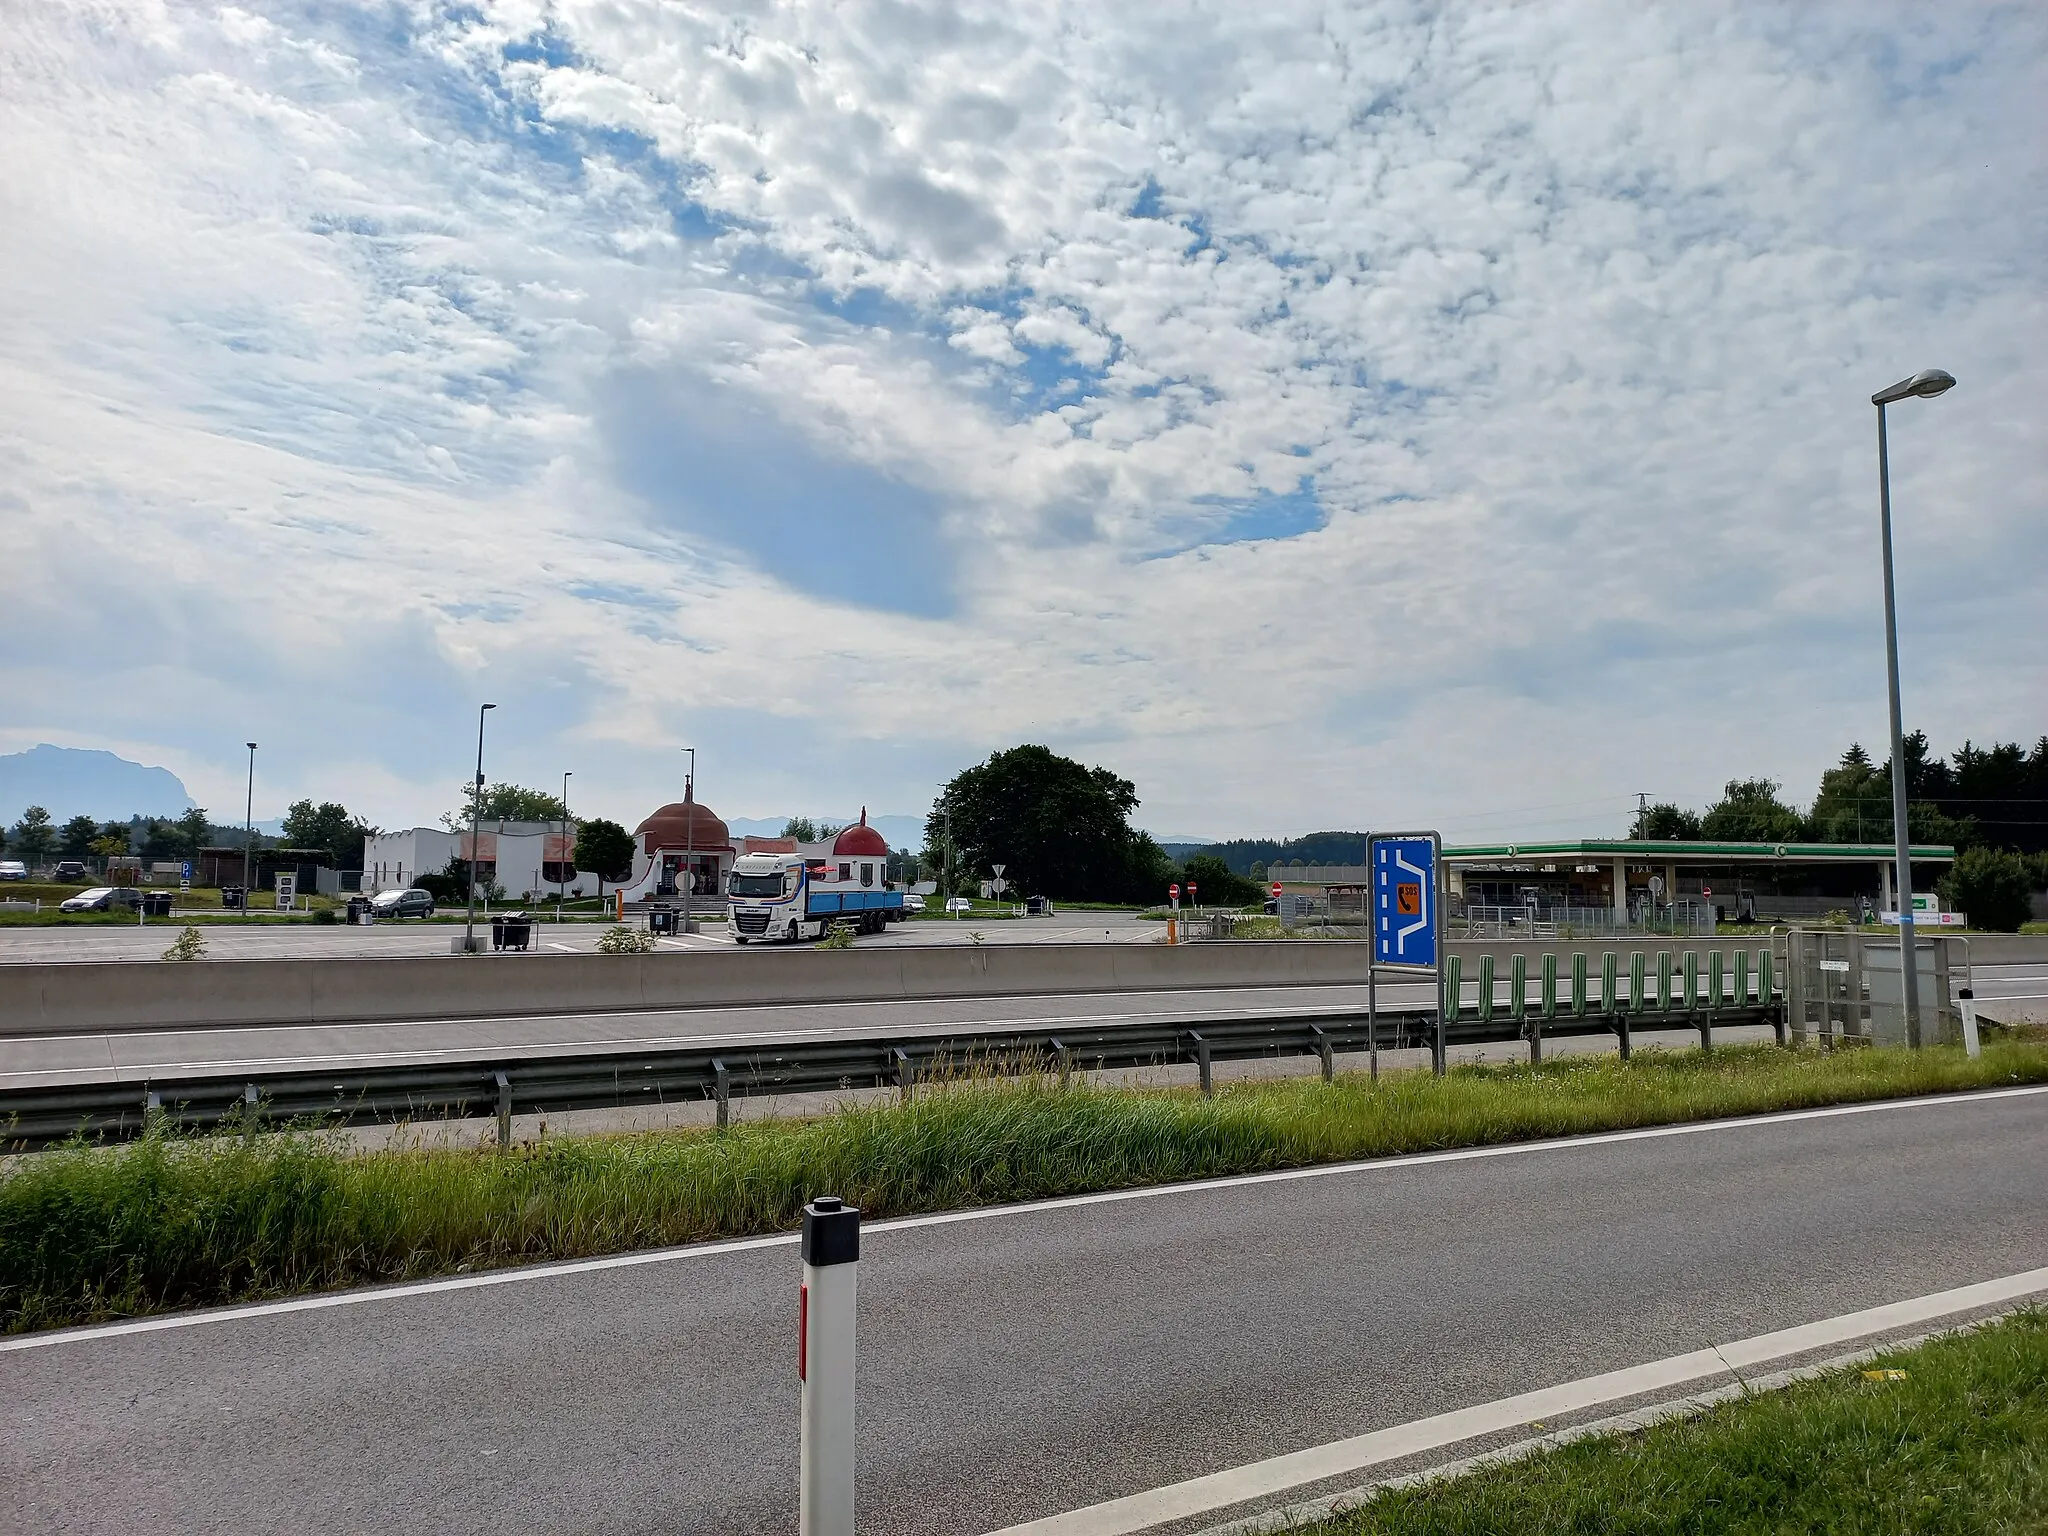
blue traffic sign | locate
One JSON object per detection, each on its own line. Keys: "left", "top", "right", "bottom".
{"left": 1372, "top": 836, "right": 1437, "bottom": 967}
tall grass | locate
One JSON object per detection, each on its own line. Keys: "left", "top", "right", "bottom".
{"left": 4, "top": 1040, "right": 2044, "bottom": 1333}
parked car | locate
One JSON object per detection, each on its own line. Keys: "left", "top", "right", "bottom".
{"left": 944, "top": 896, "right": 973, "bottom": 913}
{"left": 900, "top": 892, "right": 926, "bottom": 912}
{"left": 52, "top": 860, "right": 89, "bottom": 881}
{"left": 369, "top": 887, "right": 436, "bottom": 919}
{"left": 0, "top": 861, "right": 26, "bottom": 881}
{"left": 1025, "top": 895, "right": 1054, "bottom": 916}
{"left": 59, "top": 887, "right": 143, "bottom": 913}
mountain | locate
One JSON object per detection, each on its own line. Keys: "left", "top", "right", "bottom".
{"left": 0, "top": 744, "right": 196, "bottom": 827}
{"left": 725, "top": 814, "right": 928, "bottom": 849}
{"left": 1191, "top": 831, "right": 1370, "bottom": 875}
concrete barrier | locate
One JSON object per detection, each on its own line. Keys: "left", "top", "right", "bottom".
{"left": 7, "top": 932, "right": 2032, "bottom": 1038}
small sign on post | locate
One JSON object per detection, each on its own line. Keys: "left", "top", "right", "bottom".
{"left": 180, "top": 860, "right": 191, "bottom": 893}
{"left": 274, "top": 873, "right": 296, "bottom": 913}
{"left": 800, "top": 1195, "right": 860, "bottom": 1536}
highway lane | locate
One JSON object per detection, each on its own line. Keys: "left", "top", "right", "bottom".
{"left": 5, "top": 1089, "right": 2044, "bottom": 1536}
{"left": 0, "top": 911, "right": 1160, "bottom": 963}
{"left": 0, "top": 981, "right": 1437, "bottom": 1089}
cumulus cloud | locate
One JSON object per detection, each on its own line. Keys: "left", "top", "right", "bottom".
{"left": 0, "top": 0, "right": 2040, "bottom": 837}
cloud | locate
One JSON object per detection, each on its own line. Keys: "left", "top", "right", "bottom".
{"left": 0, "top": 0, "right": 2040, "bottom": 840}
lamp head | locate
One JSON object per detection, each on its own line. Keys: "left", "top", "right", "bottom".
{"left": 482, "top": 702, "right": 497, "bottom": 711}
{"left": 246, "top": 741, "right": 257, "bottom": 750}
{"left": 1872, "top": 368, "right": 1956, "bottom": 406}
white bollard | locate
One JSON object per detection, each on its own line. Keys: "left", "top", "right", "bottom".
{"left": 800, "top": 1195, "right": 860, "bottom": 1536}
{"left": 1959, "top": 988, "right": 1980, "bottom": 1058}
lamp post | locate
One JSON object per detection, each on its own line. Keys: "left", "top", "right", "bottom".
{"left": 558, "top": 770, "right": 572, "bottom": 922}
{"left": 242, "top": 742, "right": 257, "bottom": 904}
{"left": 680, "top": 747, "right": 697, "bottom": 931}
{"left": 464, "top": 703, "right": 496, "bottom": 954}
{"left": 1871, "top": 366, "right": 1955, "bottom": 1048}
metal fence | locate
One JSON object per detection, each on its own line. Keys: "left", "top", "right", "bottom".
{"left": 1451, "top": 903, "right": 1717, "bottom": 939}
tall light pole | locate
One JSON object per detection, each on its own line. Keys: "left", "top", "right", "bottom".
{"left": 464, "top": 703, "right": 496, "bottom": 953}
{"left": 242, "top": 742, "right": 257, "bottom": 905}
{"left": 1871, "top": 366, "right": 1955, "bottom": 1048}
{"left": 558, "top": 770, "right": 572, "bottom": 921}
{"left": 680, "top": 747, "right": 697, "bottom": 929}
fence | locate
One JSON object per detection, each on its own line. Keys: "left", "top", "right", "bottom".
{"left": 0, "top": 944, "right": 1786, "bottom": 1151}
{"left": 1451, "top": 903, "right": 1718, "bottom": 939}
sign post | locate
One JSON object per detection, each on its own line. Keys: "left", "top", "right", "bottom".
{"left": 1365, "top": 832, "right": 1446, "bottom": 1077}
{"left": 179, "top": 860, "right": 191, "bottom": 894}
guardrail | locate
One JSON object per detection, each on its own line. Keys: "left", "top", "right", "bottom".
{"left": 0, "top": 947, "right": 1784, "bottom": 1151}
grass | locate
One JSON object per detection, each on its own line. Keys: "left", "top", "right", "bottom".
{"left": 3, "top": 1039, "right": 2044, "bottom": 1334}
{"left": 1300, "top": 1310, "right": 2048, "bottom": 1535}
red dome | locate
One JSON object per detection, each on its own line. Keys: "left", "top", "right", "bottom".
{"left": 833, "top": 810, "right": 889, "bottom": 858}
{"left": 635, "top": 801, "right": 730, "bottom": 853}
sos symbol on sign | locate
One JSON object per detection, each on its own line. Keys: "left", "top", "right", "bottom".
{"left": 1395, "top": 882, "right": 1422, "bottom": 917}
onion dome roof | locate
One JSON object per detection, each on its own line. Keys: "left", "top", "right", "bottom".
{"left": 634, "top": 800, "right": 730, "bottom": 852}
{"left": 832, "top": 809, "right": 889, "bottom": 858}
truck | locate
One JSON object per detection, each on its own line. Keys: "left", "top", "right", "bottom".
{"left": 725, "top": 853, "right": 906, "bottom": 943}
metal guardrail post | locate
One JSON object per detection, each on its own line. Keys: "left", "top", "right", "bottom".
{"left": 1760, "top": 948, "right": 1784, "bottom": 1045}
{"left": 1310, "top": 1025, "right": 1334, "bottom": 1083}
{"left": 1783, "top": 931, "right": 1807, "bottom": 1046}
{"left": 1050, "top": 1037, "right": 1072, "bottom": 1088}
{"left": 1510, "top": 954, "right": 1527, "bottom": 1032}
{"left": 495, "top": 1071, "right": 512, "bottom": 1150}
{"left": 713, "top": 1058, "right": 731, "bottom": 1130}
{"left": 893, "top": 1047, "right": 914, "bottom": 1105}
{"left": 1704, "top": 952, "right": 1722, "bottom": 1052}
{"left": 241, "top": 1083, "right": 259, "bottom": 1142}
{"left": 1478, "top": 955, "right": 1495, "bottom": 1025}
{"left": 1189, "top": 1031, "right": 1213, "bottom": 1097}
{"left": 799, "top": 1195, "right": 859, "bottom": 1536}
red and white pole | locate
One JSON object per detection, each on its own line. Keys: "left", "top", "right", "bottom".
{"left": 800, "top": 1195, "right": 860, "bottom": 1536}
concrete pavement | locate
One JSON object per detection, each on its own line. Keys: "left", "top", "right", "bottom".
{"left": 5, "top": 1088, "right": 2043, "bottom": 1535}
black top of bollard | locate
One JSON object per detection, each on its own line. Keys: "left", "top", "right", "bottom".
{"left": 802, "top": 1195, "right": 861, "bottom": 1267}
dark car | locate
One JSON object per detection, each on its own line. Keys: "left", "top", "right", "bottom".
{"left": 368, "top": 887, "right": 436, "bottom": 919}
{"left": 52, "top": 860, "right": 89, "bottom": 881}
{"left": 58, "top": 886, "right": 144, "bottom": 913}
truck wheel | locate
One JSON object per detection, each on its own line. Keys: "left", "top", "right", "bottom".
{"left": 734, "top": 937, "right": 749, "bottom": 945}
{"left": 787, "top": 922, "right": 800, "bottom": 943}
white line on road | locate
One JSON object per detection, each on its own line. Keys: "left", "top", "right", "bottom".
{"left": 4, "top": 1082, "right": 2041, "bottom": 1355}
{"left": 986, "top": 1266, "right": 2048, "bottom": 1536}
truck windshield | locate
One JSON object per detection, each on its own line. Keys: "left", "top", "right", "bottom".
{"left": 728, "top": 873, "right": 785, "bottom": 898}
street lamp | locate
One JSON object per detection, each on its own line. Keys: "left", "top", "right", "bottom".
{"left": 463, "top": 703, "right": 496, "bottom": 954}
{"left": 241, "top": 743, "right": 257, "bottom": 905}
{"left": 1871, "top": 366, "right": 1955, "bottom": 1047}
{"left": 680, "top": 747, "right": 697, "bottom": 930}
{"left": 558, "top": 770, "right": 572, "bottom": 922}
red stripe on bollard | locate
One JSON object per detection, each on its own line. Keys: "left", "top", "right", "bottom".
{"left": 799, "top": 1283, "right": 808, "bottom": 1380}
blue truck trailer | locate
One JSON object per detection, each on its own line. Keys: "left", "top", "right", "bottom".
{"left": 725, "top": 853, "right": 906, "bottom": 943}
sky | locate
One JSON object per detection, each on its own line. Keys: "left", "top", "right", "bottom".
{"left": 1, "top": 1, "right": 2042, "bottom": 844}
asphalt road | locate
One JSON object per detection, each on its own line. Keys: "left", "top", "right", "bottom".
{"left": 6, "top": 1089, "right": 2043, "bottom": 1535}
{"left": 0, "top": 911, "right": 1159, "bottom": 963}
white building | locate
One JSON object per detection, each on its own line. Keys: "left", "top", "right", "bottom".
{"left": 363, "top": 821, "right": 580, "bottom": 900}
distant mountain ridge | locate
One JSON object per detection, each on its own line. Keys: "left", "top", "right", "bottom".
{"left": 725, "top": 814, "right": 927, "bottom": 849}
{"left": 0, "top": 744, "right": 196, "bottom": 826}
{"left": 1191, "top": 831, "right": 1369, "bottom": 875}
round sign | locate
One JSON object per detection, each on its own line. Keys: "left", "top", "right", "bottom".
{"left": 1702, "top": 884, "right": 1712, "bottom": 897}
{"left": 1270, "top": 881, "right": 1282, "bottom": 897}
{"left": 1168, "top": 884, "right": 1180, "bottom": 898}
{"left": 1188, "top": 881, "right": 1198, "bottom": 892}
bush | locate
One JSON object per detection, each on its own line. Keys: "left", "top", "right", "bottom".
{"left": 1941, "top": 846, "right": 2035, "bottom": 932}
{"left": 595, "top": 924, "right": 656, "bottom": 954}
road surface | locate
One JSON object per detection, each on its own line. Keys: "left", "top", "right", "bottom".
{"left": 0, "top": 911, "right": 1160, "bottom": 963}
{"left": 4, "top": 1087, "right": 2043, "bottom": 1536}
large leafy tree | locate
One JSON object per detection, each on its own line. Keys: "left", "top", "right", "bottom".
{"left": 443, "top": 782, "right": 571, "bottom": 829}
{"left": 1177, "top": 853, "right": 1262, "bottom": 907}
{"left": 1808, "top": 742, "right": 1977, "bottom": 848}
{"left": 1940, "top": 847, "right": 2034, "bottom": 932}
{"left": 925, "top": 744, "right": 1172, "bottom": 902}
{"left": 1635, "top": 803, "right": 1702, "bottom": 840}
{"left": 1699, "top": 780, "right": 1806, "bottom": 843}
{"left": 572, "top": 818, "right": 636, "bottom": 899}
{"left": 57, "top": 814, "right": 99, "bottom": 858}
{"left": 9, "top": 806, "right": 55, "bottom": 864}
{"left": 281, "top": 800, "right": 377, "bottom": 867}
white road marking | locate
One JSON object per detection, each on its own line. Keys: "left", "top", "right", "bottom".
{"left": 546, "top": 943, "right": 578, "bottom": 953}
{"left": 3, "top": 1083, "right": 2041, "bottom": 1354}
{"left": 1001, "top": 1269, "right": 2048, "bottom": 1536}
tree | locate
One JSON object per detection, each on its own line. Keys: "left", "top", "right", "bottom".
{"left": 1636, "top": 804, "right": 1701, "bottom": 840}
{"left": 9, "top": 806, "right": 54, "bottom": 865}
{"left": 926, "top": 744, "right": 1169, "bottom": 902}
{"left": 1808, "top": 743, "right": 1977, "bottom": 848}
{"left": 58, "top": 815, "right": 99, "bottom": 858}
{"left": 781, "top": 816, "right": 819, "bottom": 843}
{"left": 1178, "top": 853, "right": 1261, "bottom": 907}
{"left": 1699, "top": 780, "right": 1805, "bottom": 843}
{"left": 1940, "top": 846, "right": 2034, "bottom": 932}
{"left": 442, "top": 782, "right": 570, "bottom": 830}
{"left": 282, "top": 800, "right": 376, "bottom": 868}
{"left": 176, "top": 807, "right": 211, "bottom": 852}
{"left": 573, "top": 818, "right": 636, "bottom": 900}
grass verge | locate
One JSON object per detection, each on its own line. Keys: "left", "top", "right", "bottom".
{"left": 1298, "top": 1310, "right": 2048, "bottom": 1535}
{"left": 4, "top": 1039, "right": 2045, "bottom": 1334}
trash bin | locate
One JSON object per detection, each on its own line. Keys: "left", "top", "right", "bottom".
{"left": 346, "top": 896, "right": 371, "bottom": 926}
{"left": 143, "top": 891, "right": 175, "bottom": 917}
{"left": 648, "top": 907, "right": 679, "bottom": 936}
{"left": 491, "top": 912, "right": 534, "bottom": 952}
{"left": 221, "top": 885, "right": 245, "bottom": 911}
